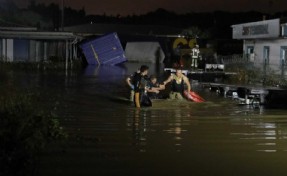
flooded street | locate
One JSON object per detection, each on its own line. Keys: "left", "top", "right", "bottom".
{"left": 10, "top": 63, "right": 287, "bottom": 176}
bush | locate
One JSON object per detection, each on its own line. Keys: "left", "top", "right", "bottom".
{"left": 0, "top": 93, "right": 66, "bottom": 176}
{"left": 225, "top": 64, "right": 287, "bottom": 88}
{"left": 225, "top": 64, "right": 261, "bottom": 85}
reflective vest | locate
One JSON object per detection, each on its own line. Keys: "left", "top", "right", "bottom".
{"left": 192, "top": 48, "right": 200, "bottom": 58}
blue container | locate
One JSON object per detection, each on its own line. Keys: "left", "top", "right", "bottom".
{"left": 80, "top": 33, "right": 126, "bottom": 65}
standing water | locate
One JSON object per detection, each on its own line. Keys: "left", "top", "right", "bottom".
{"left": 9, "top": 63, "right": 287, "bottom": 176}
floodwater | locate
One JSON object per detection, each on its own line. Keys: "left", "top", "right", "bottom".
{"left": 11, "top": 63, "right": 287, "bottom": 176}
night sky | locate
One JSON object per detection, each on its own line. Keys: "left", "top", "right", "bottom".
{"left": 12, "top": 0, "right": 287, "bottom": 16}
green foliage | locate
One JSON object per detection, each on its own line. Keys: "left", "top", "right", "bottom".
{"left": 48, "top": 56, "right": 63, "bottom": 63}
{"left": 182, "top": 26, "right": 211, "bottom": 39}
{"left": 262, "top": 69, "right": 285, "bottom": 87}
{"left": 225, "top": 64, "right": 261, "bottom": 85}
{"left": 0, "top": 93, "right": 67, "bottom": 176}
{"left": 225, "top": 64, "right": 287, "bottom": 87}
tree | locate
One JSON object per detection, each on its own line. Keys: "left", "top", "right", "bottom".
{"left": 182, "top": 26, "right": 211, "bottom": 39}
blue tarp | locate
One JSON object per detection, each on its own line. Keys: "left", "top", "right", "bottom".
{"left": 80, "top": 33, "right": 126, "bottom": 65}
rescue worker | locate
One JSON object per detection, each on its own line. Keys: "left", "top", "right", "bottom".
{"left": 126, "top": 69, "right": 140, "bottom": 102}
{"left": 191, "top": 44, "right": 200, "bottom": 69}
{"left": 133, "top": 65, "right": 151, "bottom": 108}
{"left": 163, "top": 66, "right": 191, "bottom": 100}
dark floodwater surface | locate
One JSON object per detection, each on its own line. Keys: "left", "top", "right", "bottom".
{"left": 12, "top": 63, "right": 287, "bottom": 176}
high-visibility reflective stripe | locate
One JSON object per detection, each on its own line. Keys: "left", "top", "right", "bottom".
{"left": 135, "top": 92, "right": 140, "bottom": 108}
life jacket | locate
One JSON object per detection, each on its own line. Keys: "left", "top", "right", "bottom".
{"left": 192, "top": 48, "right": 200, "bottom": 58}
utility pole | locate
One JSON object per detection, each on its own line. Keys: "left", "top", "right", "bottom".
{"left": 268, "top": 0, "right": 273, "bottom": 15}
{"left": 61, "top": 0, "right": 64, "bottom": 31}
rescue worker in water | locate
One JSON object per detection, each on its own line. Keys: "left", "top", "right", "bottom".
{"left": 163, "top": 67, "right": 191, "bottom": 99}
{"left": 126, "top": 68, "right": 140, "bottom": 102}
{"left": 133, "top": 65, "right": 150, "bottom": 108}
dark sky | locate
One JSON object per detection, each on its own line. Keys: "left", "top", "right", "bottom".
{"left": 12, "top": 0, "right": 287, "bottom": 16}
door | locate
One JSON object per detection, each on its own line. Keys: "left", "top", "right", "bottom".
{"left": 263, "top": 46, "right": 270, "bottom": 65}
{"left": 263, "top": 46, "right": 270, "bottom": 70}
{"left": 246, "top": 46, "right": 254, "bottom": 62}
{"left": 280, "top": 46, "right": 287, "bottom": 75}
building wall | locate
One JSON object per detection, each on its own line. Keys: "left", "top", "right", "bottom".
{"left": 4, "top": 39, "right": 14, "bottom": 62}
{"left": 0, "top": 38, "right": 75, "bottom": 63}
{"left": 29, "top": 40, "right": 37, "bottom": 62}
{"left": 244, "top": 39, "right": 287, "bottom": 73}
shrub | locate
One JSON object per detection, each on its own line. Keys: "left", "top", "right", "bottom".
{"left": 0, "top": 93, "right": 66, "bottom": 176}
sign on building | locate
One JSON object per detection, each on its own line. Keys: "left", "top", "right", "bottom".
{"left": 232, "top": 19, "right": 280, "bottom": 39}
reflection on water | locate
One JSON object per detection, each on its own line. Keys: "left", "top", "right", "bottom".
{"left": 6, "top": 64, "right": 287, "bottom": 175}
{"left": 230, "top": 116, "right": 287, "bottom": 153}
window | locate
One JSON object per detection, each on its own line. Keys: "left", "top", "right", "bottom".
{"left": 13, "top": 39, "right": 29, "bottom": 62}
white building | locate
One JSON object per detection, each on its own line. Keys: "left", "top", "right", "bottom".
{"left": 232, "top": 18, "right": 287, "bottom": 75}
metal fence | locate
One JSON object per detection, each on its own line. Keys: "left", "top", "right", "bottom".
{"left": 219, "top": 54, "right": 249, "bottom": 64}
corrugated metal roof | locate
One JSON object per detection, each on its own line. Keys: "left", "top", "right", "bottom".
{"left": 0, "top": 30, "right": 77, "bottom": 40}
{"left": 0, "top": 19, "right": 79, "bottom": 40}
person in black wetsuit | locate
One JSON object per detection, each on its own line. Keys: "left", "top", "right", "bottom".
{"left": 133, "top": 65, "right": 150, "bottom": 108}
{"left": 126, "top": 69, "right": 140, "bottom": 102}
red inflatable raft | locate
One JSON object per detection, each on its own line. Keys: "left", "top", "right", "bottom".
{"left": 184, "top": 90, "right": 205, "bottom": 103}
